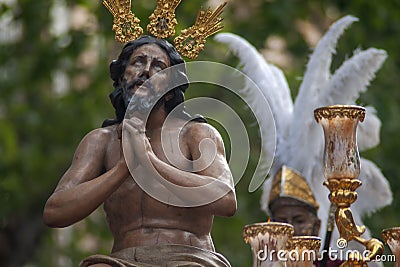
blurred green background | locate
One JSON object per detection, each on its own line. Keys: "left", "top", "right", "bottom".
{"left": 1, "top": 0, "right": 399, "bottom": 266}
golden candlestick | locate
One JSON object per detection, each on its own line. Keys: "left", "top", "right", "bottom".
{"left": 243, "top": 222, "right": 294, "bottom": 267}
{"left": 314, "top": 105, "right": 384, "bottom": 263}
{"left": 286, "top": 236, "right": 321, "bottom": 267}
{"left": 382, "top": 227, "right": 400, "bottom": 267}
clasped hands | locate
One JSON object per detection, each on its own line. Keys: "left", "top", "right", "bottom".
{"left": 120, "top": 114, "right": 154, "bottom": 169}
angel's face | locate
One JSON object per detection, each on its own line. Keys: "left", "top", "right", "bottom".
{"left": 270, "top": 198, "right": 321, "bottom": 236}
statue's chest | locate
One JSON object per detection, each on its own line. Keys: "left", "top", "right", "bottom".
{"left": 149, "top": 131, "right": 192, "bottom": 170}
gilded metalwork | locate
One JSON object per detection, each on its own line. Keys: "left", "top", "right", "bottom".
{"left": 103, "top": 0, "right": 144, "bottom": 43}
{"left": 243, "top": 222, "right": 294, "bottom": 244}
{"left": 269, "top": 166, "right": 319, "bottom": 210}
{"left": 382, "top": 227, "right": 400, "bottom": 267}
{"left": 316, "top": 105, "right": 384, "bottom": 262}
{"left": 323, "top": 180, "right": 384, "bottom": 261}
{"left": 147, "top": 0, "right": 182, "bottom": 38}
{"left": 323, "top": 179, "right": 361, "bottom": 206}
{"left": 244, "top": 222, "right": 294, "bottom": 267}
{"left": 174, "top": 2, "right": 227, "bottom": 59}
{"left": 324, "top": 179, "right": 365, "bottom": 241}
{"left": 286, "top": 236, "right": 321, "bottom": 251}
{"left": 335, "top": 206, "right": 365, "bottom": 241}
{"left": 339, "top": 251, "right": 368, "bottom": 267}
{"left": 314, "top": 105, "right": 366, "bottom": 122}
{"left": 103, "top": 0, "right": 226, "bottom": 59}
{"left": 361, "top": 238, "right": 384, "bottom": 262}
{"left": 382, "top": 227, "right": 400, "bottom": 243}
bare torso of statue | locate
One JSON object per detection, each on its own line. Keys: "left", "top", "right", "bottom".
{"left": 102, "top": 121, "right": 216, "bottom": 253}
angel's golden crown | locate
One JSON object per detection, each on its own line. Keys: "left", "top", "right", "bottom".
{"left": 269, "top": 166, "right": 319, "bottom": 210}
{"left": 103, "top": 0, "right": 227, "bottom": 59}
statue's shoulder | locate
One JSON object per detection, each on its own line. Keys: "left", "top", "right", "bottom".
{"left": 183, "top": 121, "right": 222, "bottom": 142}
{"left": 81, "top": 124, "right": 119, "bottom": 146}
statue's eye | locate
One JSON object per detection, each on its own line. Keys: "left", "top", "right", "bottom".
{"left": 153, "top": 61, "right": 166, "bottom": 71}
{"left": 131, "top": 57, "right": 146, "bottom": 66}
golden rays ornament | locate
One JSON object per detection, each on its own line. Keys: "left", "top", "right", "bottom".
{"left": 174, "top": 2, "right": 226, "bottom": 59}
{"left": 147, "top": 0, "right": 182, "bottom": 39}
{"left": 102, "top": 0, "right": 227, "bottom": 59}
{"left": 102, "top": 0, "right": 144, "bottom": 43}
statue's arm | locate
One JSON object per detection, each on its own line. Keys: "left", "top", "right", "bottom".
{"left": 185, "top": 122, "right": 237, "bottom": 217}
{"left": 43, "top": 128, "right": 129, "bottom": 228}
{"left": 125, "top": 119, "right": 236, "bottom": 217}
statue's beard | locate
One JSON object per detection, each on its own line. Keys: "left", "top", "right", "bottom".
{"left": 122, "top": 78, "right": 165, "bottom": 116}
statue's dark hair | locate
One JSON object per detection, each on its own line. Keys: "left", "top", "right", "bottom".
{"left": 102, "top": 35, "right": 205, "bottom": 127}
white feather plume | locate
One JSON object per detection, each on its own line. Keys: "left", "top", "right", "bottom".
{"left": 355, "top": 158, "right": 393, "bottom": 215}
{"left": 286, "top": 16, "right": 358, "bottom": 181}
{"left": 214, "top": 33, "right": 293, "bottom": 132}
{"left": 215, "top": 14, "right": 392, "bottom": 255}
{"left": 358, "top": 106, "right": 381, "bottom": 151}
{"left": 294, "top": 15, "right": 358, "bottom": 111}
{"left": 320, "top": 48, "right": 387, "bottom": 106}
{"left": 215, "top": 32, "right": 293, "bottom": 178}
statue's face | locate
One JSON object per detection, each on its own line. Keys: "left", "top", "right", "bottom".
{"left": 270, "top": 198, "right": 321, "bottom": 236}
{"left": 122, "top": 44, "right": 171, "bottom": 108}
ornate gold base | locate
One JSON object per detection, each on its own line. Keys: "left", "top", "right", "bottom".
{"left": 243, "top": 222, "right": 294, "bottom": 267}
{"left": 382, "top": 227, "right": 400, "bottom": 267}
{"left": 324, "top": 179, "right": 384, "bottom": 263}
{"left": 287, "top": 236, "right": 321, "bottom": 267}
